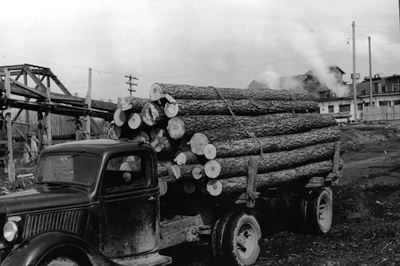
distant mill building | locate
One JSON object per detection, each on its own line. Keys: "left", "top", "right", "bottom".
{"left": 248, "top": 66, "right": 400, "bottom": 122}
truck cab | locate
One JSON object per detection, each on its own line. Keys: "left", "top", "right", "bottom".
{"left": 0, "top": 139, "right": 171, "bottom": 266}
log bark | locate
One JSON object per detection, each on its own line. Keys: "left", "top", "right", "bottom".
{"left": 215, "top": 142, "right": 336, "bottom": 178}
{"left": 150, "top": 83, "right": 317, "bottom": 101}
{"left": 132, "top": 131, "right": 150, "bottom": 143}
{"left": 158, "top": 162, "right": 181, "bottom": 182}
{"left": 200, "top": 114, "right": 336, "bottom": 142}
{"left": 117, "top": 96, "right": 149, "bottom": 112}
{"left": 174, "top": 99, "right": 318, "bottom": 116}
{"left": 170, "top": 113, "right": 299, "bottom": 136}
{"left": 150, "top": 128, "right": 171, "bottom": 153}
{"left": 219, "top": 160, "right": 334, "bottom": 195}
{"left": 141, "top": 102, "right": 167, "bottom": 126}
{"left": 213, "top": 126, "right": 340, "bottom": 158}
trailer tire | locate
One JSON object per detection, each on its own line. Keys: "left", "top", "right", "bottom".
{"left": 222, "top": 212, "right": 261, "bottom": 266}
{"left": 38, "top": 246, "right": 92, "bottom": 266}
{"left": 307, "top": 188, "right": 333, "bottom": 234}
{"left": 211, "top": 212, "right": 233, "bottom": 261}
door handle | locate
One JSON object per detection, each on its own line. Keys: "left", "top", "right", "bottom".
{"left": 148, "top": 196, "right": 156, "bottom": 201}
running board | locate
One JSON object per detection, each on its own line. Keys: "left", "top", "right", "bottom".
{"left": 113, "top": 252, "right": 172, "bottom": 266}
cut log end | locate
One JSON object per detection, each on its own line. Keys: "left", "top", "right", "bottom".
{"left": 183, "top": 181, "right": 196, "bottom": 194}
{"left": 174, "top": 152, "right": 187, "bottom": 165}
{"left": 167, "top": 117, "right": 185, "bottom": 139}
{"left": 192, "top": 167, "right": 204, "bottom": 180}
{"left": 158, "top": 178, "right": 168, "bottom": 196}
{"left": 141, "top": 102, "right": 162, "bottom": 126}
{"left": 113, "top": 109, "right": 126, "bottom": 127}
{"left": 204, "top": 144, "right": 217, "bottom": 160}
{"left": 150, "top": 83, "right": 163, "bottom": 101}
{"left": 206, "top": 180, "right": 222, "bottom": 196}
{"left": 164, "top": 102, "right": 179, "bottom": 118}
{"left": 127, "top": 113, "right": 142, "bottom": 129}
{"left": 171, "top": 165, "right": 182, "bottom": 180}
{"left": 205, "top": 160, "right": 221, "bottom": 179}
{"left": 189, "top": 133, "right": 209, "bottom": 155}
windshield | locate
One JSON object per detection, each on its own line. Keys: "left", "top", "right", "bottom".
{"left": 36, "top": 153, "right": 101, "bottom": 187}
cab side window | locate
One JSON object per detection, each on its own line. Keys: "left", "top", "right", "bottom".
{"left": 104, "top": 154, "right": 148, "bottom": 190}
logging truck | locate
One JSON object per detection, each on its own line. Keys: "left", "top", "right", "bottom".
{"left": 0, "top": 138, "right": 339, "bottom": 266}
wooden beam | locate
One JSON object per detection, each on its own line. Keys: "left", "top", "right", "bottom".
{"left": 10, "top": 78, "right": 46, "bottom": 98}
{"left": 24, "top": 66, "right": 48, "bottom": 92}
{"left": 49, "top": 69, "right": 72, "bottom": 96}
{"left": 85, "top": 68, "right": 92, "bottom": 139}
{"left": 4, "top": 68, "right": 15, "bottom": 182}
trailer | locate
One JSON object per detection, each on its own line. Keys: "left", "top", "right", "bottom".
{"left": 0, "top": 139, "right": 340, "bottom": 266}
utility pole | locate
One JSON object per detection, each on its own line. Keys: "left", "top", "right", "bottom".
{"left": 125, "top": 75, "right": 138, "bottom": 96}
{"left": 85, "top": 68, "right": 92, "bottom": 139}
{"left": 368, "top": 36, "right": 373, "bottom": 107}
{"left": 352, "top": 21, "right": 358, "bottom": 121}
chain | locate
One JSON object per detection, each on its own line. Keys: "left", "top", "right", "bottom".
{"left": 210, "top": 86, "right": 264, "bottom": 156}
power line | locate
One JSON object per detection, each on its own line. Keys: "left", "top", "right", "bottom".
{"left": 125, "top": 75, "right": 138, "bottom": 95}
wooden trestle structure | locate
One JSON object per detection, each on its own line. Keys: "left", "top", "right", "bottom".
{"left": 0, "top": 64, "right": 117, "bottom": 181}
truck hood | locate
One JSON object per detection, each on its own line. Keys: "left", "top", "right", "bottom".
{"left": 0, "top": 186, "right": 90, "bottom": 214}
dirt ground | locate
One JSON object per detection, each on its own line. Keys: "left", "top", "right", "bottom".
{"left": 167, "top": 123, "right": 400, "bottom": 266}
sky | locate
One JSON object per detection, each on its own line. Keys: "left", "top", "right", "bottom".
{"left": 1, "top": 0, "right": 399, "bottom": 101}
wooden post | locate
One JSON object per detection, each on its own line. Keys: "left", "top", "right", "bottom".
{"left": 4, "top": 68, "right": 15, "bottom": 182}
{"left": 37, "top": 112, "right": 44, "bottom": 151}
{"left": 368, "top": 36, "right": 373, "bottom": 107}
{"left": 352, "top": 21, "right": 358, "bottom": 121}
{"left": 24, "top": 72, "right": 30, "bottom": 133}
{"left": 44, "top": 75, "right": 52, "bottom": 146}
{"left": 85, "top": 68, "right": 92, "bottom": 139}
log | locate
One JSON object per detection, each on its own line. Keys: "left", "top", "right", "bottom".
{"left": 164, "top": 94, "right": 179, "bottom": 118}
{"left": 213, "top": 126, "right": 341, "bottom": 158}
{"left": 174, "top": 151, "right": 198, "bottom": 165}
{"left": 203, "top": 144, "right": 217, "bottom": 160}
{"left": 158, "top": 162, "right": 181, "bottom": 182}
{"left": 170, "top": 113, "right": 299, "bottom": 136}
{"left": 107, "top": 124, "right": 121, "bottom": 139}
{"left": 189, "top": 133, "right": 209, "bottom": 155}
{"left": 219, "top": 160, "right": 334, "bottom": 195}
{"left": 200, "top": 114, "right": 336, "bottom": 142}
{"left": 127, "top": 113, "right": 142, "bottom": 129}
{"left": 158, "top": 178, "right": 168, "bottom": 196}
{"left": 113, "top": 109, "right": 126, "bottom": 127}
{"left": 141, "top": 102, "right": 166, "bottom": 126}
{"left": 167, "top": 117, "right": 185, "bottom": 139}
{"left": 150, "top": 83, "right": 317, "bottom": 101}
{"left": 205, "top": 180, "right": 223, "bottom": 196}
{"left": 117, "top": 96, "right": 149, "bottom": 112}
{"left": 204, "top": 160, "right": 221, "bottom": 179}
{"left": 150, "top": 128, "right": 171, "bottom": 153}
{"left": 215, "top": 142, "right": 336, "bottom": 178}
{"left": 174, "top": 99, "right": 318, "bottom": 116}
{"left": 178, "top": 164, "right": 204, "bottom": 180}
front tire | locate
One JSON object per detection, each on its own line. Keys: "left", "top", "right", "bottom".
{"left": 38, "top": 246, "right": 92, "bottom": 266}
{"left": 222, "top": 212, "right": 261, "bottom": 266}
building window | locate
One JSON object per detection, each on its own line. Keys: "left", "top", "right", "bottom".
{"left": 374, "top": 84, "right": 379, "bottom": 94}
{"left": 379, "top": 101, "right": 391, "bottom": 106}
{"left": 357, "top": 103, "right": 363, "bottom": 111}
{"left": 327, "top": 106, "right": 334, "bottom": 113}
{"left": 361, "top": 90, "right": 366, "bottom": 96}
{"left": 393, "top": 100, "right": 400, "bottom": 105}
{"left": 339, "top": 104, "right": 351, "bottom": 113}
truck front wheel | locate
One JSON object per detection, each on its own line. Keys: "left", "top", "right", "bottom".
{"left": 38, "top": 246, "right": 92, "bottom": 266}
{"left": 222, "top": 212, "right": 261, "bottom": 266}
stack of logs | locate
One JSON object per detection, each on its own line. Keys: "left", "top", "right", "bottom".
{"left": 110, "top": 83, "right": 340, "bottom": 197}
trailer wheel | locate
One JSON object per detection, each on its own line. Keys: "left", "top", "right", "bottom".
{"left": 211, "top": 212, "right": 233, "bottom": 261}
{"left": 222, "top": 212, "right": 261, "bottom": 266}
{"left": 307, "top": 188, "right": 333, "bottom": 234}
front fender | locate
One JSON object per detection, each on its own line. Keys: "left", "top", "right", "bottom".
{"left": 1, "top": 231, "right": 116, "bottom": 266}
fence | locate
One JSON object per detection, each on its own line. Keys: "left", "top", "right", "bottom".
{"left": 363, "top": 106, "right": 400, "bottom": 121}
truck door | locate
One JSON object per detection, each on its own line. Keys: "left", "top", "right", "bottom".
{"left": 100, "top": 150, "right": 159, "bottom": 258}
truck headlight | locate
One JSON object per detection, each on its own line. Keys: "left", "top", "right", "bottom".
{"left": 3, "top": 221, "right": 18, "bottom": 242}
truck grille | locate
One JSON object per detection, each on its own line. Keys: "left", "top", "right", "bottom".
{"left": 22, "top": 210, "right": 83, "bottom": 239}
